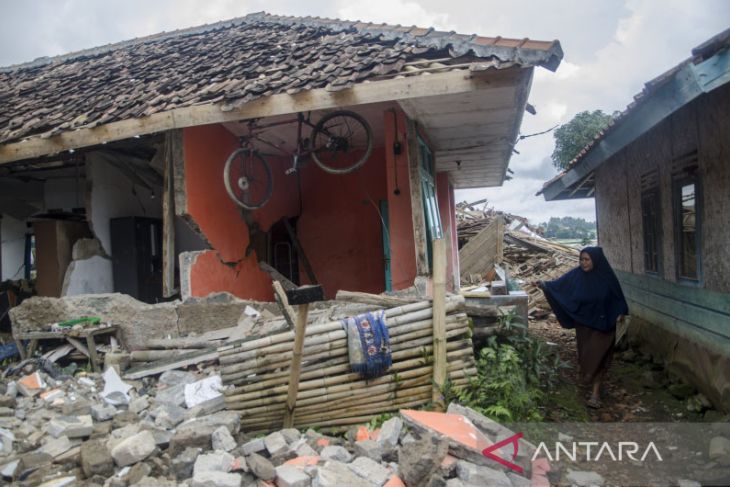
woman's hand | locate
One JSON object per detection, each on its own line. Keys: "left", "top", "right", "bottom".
{"left": 530, "top": 280, "right": 545, "bottom": 290}
{"left": 617, "top": 314, "right": 625, "bottom": 324}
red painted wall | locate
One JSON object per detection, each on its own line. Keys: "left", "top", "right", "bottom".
{"left": 384, "top": 109, "right": 418, "bottom": 290}
{"left": 182, "top": 122, "right": 388, "bottom": 300}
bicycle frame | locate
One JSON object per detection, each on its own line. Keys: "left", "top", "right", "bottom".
{"left": 241, "top": 112, "right": 317, "bottom": 173}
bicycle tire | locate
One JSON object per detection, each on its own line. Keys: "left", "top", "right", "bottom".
{"left": 310, "top": 110, "right": 373, "bottom": 174}
{"left": 223, "top": 148, "right": 273, "bottom": 210}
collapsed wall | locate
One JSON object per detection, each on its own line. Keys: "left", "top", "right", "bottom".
{"left": 9, "top": 292, "right": 279, "bottom": 350}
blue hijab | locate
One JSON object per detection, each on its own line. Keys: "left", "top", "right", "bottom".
{"left": 542, "top": 247, "right": 629, "bottom": 332}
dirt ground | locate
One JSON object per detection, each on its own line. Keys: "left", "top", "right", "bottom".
{"left": 529, "top": 317, "right": 721, "bottom": 423}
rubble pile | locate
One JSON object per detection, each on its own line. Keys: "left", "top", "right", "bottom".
{"left": 0, "top": 359, "right": 551, "bottom": 487}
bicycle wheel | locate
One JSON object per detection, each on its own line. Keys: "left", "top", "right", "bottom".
{"left": 223, "top": 148, "right": 273, "bottom": 210}
{"left": 310, "top": 110, "right": 373, "bottom": 174}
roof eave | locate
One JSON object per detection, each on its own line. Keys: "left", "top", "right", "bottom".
{"left": 540, "top": 45, "right": 730, "bottom": 201}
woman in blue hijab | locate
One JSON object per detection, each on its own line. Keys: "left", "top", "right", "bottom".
{"left": 536, "top": 247, "right": 629, "bottom": 408}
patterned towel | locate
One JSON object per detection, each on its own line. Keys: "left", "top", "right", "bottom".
{"left": 341, "top": 310, "right": 392, "bottom": 379}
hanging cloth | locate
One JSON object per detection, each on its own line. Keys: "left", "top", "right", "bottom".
{"left": 341, "top": 310, "right": 392, "bottom": 378}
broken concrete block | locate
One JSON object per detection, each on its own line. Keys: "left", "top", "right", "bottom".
{"left": 241, "top": 437, "right": 266, "bottom": 455}
{"left": 184, "top": 375, "right": 224, "bottom": 411}
{"left": 348, "top": 456, "right": 391, "bottom": 486}
{"left": 247, "top": 452, "right": 276, "bottom": 481}
{"left": 0, "top": 459, "right": 19, "bottom": 478}
{"left": 129, "top": 396, "right": 150, "bottom": 414}
{"left": 265, "top": 431, "right": 289, "bottom": 456}
{"left": 38, "top": 435, "right": 76, "bottom": 458}
{"left": 191, "top": 470, "right": 242, "bottom": 487}
{"left": 378, "top": 417, "right": 403, "bottom": 448}
{"left": 398, "top": 432, "right": 449, "bottom": 487}
{"left": 152, "top": 403, "right": 186, "bottom": 429}
{"left": 155, "top": 383, "right": 187, "bottom": 407}
{"left": 61, "top": 397, "right": 91, "bottom": 416}
{"left": 565, "top": 470, "right": 606, "bottom": 487}
{"left": 455, "top": 460, "right": 512, "bottom": 487}
{"left": 160, "top": 370, "right": 197, "bottom": 386}
{"left": 172, "top": 447, "right": 201, "bottom": 480}
{"left": 91, "top": 404, "right": 117, "bottom": 422}
{"left": 17, "top": 372, "right": 46, "bottom": 397}
{"left": 293, "top": 438, "right": 319, "bottom": 457}
{"left": 354, "top": 439, "right": 383, "bottom": 461}
{"left": 47, "top": 415, "right": 93, "bottom": 438}
{"left": 0, "top": 428, "right": 14, "bottom": 455}
{"left": 170, "top": 411, "right": 241, "bottom": 454}
{"left": 193, "top": 450, "right": 234, "bottom": 474}
{"left": 211, "top": 426, "right": 236, "bottom": 452}
{"left": 314, "top": 460, "right": 371, "bottom": 487}
{"left": 40, "top": 389, "right": 64, "bottom": 403}
{"left": 321, "top": 445, "right": 352, "bottom": 463}
{"left": 281, "top": 428, "right": 301, "bottom": 444}
{"left": 81, "top": 439, "right": 114, "bottom": 478}
{"left": 111, "top": 430, "right": 156, "bottom": 467}
{"left": 275, "top": 464, "right": 311, "bottom": 487}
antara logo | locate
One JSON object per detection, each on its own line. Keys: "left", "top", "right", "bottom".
{"left": 532, "top": 441, "right": 663, "bottom": 462}
{"left": 483, "top": 433, "right": 664, "bottom": 474}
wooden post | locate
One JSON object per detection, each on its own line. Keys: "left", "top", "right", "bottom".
{"left": 162, "top": 131, "right": 177, "bottom": 298}
{"left": 283, "top": 302, "right": 310, "bottom": 428}
{"left": 432, "top": 238, "right": 447, "bottom": 410}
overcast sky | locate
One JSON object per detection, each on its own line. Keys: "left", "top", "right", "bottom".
{"left": 2, "top": 0, "right": 728, "bottom": 225}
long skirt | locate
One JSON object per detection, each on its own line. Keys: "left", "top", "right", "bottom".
{"left": 575, "top": 324, "right": 615, "bottom": 386}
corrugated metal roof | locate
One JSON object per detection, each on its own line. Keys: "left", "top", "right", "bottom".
{"left": 540, "top": 28, "right": 730, "bottom": 199}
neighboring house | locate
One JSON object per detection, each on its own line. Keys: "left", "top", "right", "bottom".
{"left": 0, "top": 12, "right": 562, "bottom": 303}
{"left": 540, "top": 29, "right": 730, "bottom": 411}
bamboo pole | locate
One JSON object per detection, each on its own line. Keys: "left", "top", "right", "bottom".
{"left": 283, "top": 302, "right": 309, "bottom": 428}
{"left": 432, "top": 238, "right": 447, "bottom": 411}
{"left": 334, "top": 290, "right": 417, "bottom": 307}
{"left": 222, "top": 323, "right": 469, "bottom": 391}
{"left": 224, "top": 338, "right": 473, "bottom": 402}
{"left": 219, "top": 313, "right": 468, "bottom": 377}
{"left": 224, "top": 347, "right": 474, "bottom": 407}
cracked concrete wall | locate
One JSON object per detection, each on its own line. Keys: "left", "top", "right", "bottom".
{"left": 10, "top": 292, "right": 278, "bottom": 350}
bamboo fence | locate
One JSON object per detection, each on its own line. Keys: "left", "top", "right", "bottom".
{"left": 219, "top": 294, "right": 477, "bottom": 430}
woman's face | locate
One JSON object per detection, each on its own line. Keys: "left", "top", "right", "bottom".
{"left": 580, "top": 252, "right": 594, "bottom": 272}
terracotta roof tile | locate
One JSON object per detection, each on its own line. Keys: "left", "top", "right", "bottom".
{"left": 0, "top": 12, "right": 563, "bottom": 146}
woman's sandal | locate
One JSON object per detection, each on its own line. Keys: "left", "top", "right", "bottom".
{"left": 586, "top": 396, "right": 602, "bottom": 409}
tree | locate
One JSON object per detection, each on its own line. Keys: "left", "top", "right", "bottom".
{"left": 551, "top": 110, "right": 614, "bottom": 170}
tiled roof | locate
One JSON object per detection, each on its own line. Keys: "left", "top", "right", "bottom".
{"left": 0, "top": 12, "right": 562, "bottom": 146}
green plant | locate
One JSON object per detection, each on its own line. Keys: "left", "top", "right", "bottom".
{"left": 368, "top": 412, "right": 396, "bottom": 430}
{"left": 446, "top": 311, "right": 568, "bottom": 422}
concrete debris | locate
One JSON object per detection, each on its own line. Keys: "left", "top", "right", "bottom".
{"left": 101, "top": 366, "right": 132, "bottom": 406}
{"left": 184, "top": 374, "right": 224, "bottom": 410}
{"left": 211, "top": 425, "right": 236, "bottom": 452}
{"left": 110, "top": 430, "right": 156, "bottom": 466}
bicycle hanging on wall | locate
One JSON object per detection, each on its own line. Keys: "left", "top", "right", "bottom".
{"left": 223, "top": 110, "right": 373, "bottom": 210}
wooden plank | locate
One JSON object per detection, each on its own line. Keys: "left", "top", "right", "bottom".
{"left": 458, "top": 218, "right": 500, "bottom": 277}
{"left": 407, "top": 118, "right": 429, "bottom": 276}
{"left": 272, "top": 280, "right": 298, "bottom": 330}
{"left": 0, "top": 68, "right": 521, "bottom": 165}
{"left": 258, "top": 261, "right": 297, "bottom": 291}
{"left": 283, "top": 303, "right": 310, "bottom": 428}
{"left": 162, "top": 130, "right": 176, "bottom": 298}
{"left": 495, "top": 215, "right": 504, "bottom": 263}
{"left": 283, "top": 219, "right": 317, "bottom": 285}
{"left": 334, "top": 290, "right": 417, "bottom": 308}
{"left": 123, "top": 348, "right": 219, "bottom": 379}
{"left": 431, "top": 238, "right": 447, "bottom": 410}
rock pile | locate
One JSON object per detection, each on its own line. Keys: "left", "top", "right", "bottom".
{"left": 0, "top": 358, "right": 544, "bottom": 487}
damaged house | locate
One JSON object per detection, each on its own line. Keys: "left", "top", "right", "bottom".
{"left": 0, "top": 13, "right": 563, "bottom": 313}
{"left": 540, "top": 29, "right": 730, "bottom": 411}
